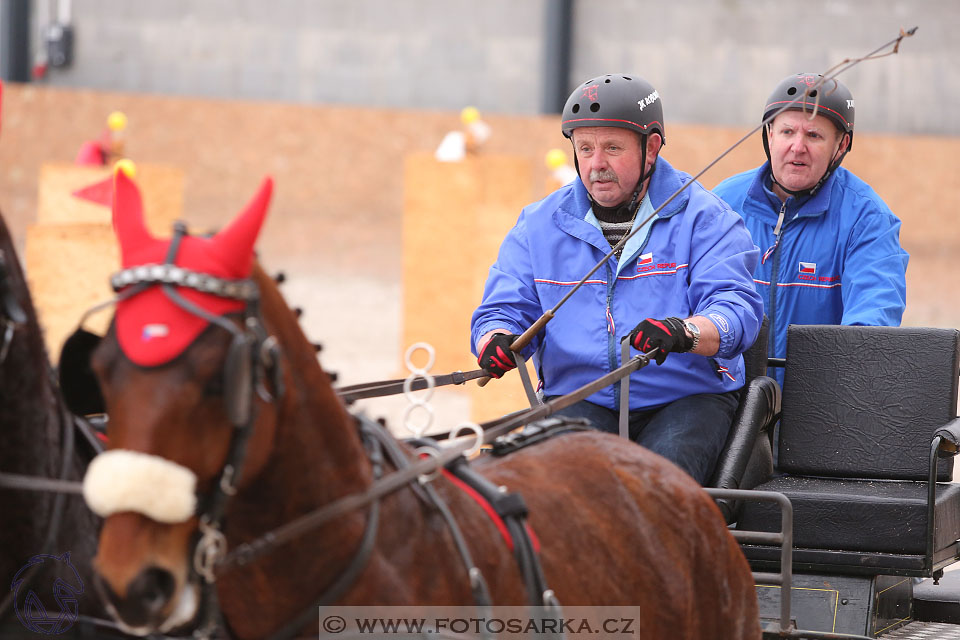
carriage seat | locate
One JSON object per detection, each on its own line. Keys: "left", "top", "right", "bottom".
{"left": 708, "top": 316, "right": 779, "bottom": 523}
{"left": 737, "top": 325, "right": 960, "bottom": 577}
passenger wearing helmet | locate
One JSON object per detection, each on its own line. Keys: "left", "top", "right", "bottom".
{"left": 714, "top": 73, "right": 908, "bottom": 386}
{"left": 471, "top": 74, "right": 763, "bottom": 485}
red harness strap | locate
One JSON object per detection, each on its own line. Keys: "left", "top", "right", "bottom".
{"left": 440, "top": 468, "right": 541, "bottom": 553}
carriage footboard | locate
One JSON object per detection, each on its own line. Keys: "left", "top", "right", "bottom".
{"left": 705, "top": 488, "right": 877, "bottom": 640}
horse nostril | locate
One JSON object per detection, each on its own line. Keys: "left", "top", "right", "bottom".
{"left": 127, "top": 567, "right": 176, "bottom": 615}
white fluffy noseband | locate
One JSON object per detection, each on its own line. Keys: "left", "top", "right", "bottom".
{"left": 83, "top": 449, "right": 197, "bottom": 524}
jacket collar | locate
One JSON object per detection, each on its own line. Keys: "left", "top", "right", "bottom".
{"left": 744, "top": 161, "right": 837, "bottom": 223}
{"left": 558, "top": 155, "right": 688, "bottom": 223}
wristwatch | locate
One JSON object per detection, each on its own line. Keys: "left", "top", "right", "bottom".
{"left": 683, "top": 320, "right": 700, "bottom": 352}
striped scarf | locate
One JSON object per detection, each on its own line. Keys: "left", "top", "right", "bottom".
{"left": 593, "top": 203, "right": 636, "bottom": 258}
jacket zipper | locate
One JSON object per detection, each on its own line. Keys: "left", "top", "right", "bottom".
{"left": 606, "top": 217, "right": 657, "bottom": 409}
{"left": 605, "top": 263, "right": 621, "bottom": 408}
{"left": 767, "top": 200, "right": 788, "bottom": 360}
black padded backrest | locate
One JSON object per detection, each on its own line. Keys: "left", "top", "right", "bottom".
{"left": 779, "top": 325, "right": 960, "bottom": 481}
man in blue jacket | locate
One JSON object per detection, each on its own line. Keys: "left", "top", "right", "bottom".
{"left": 714, "top": 73, "right": 909, "bottom": 385}
{"left": 471, "top": 74, "right": 763, "bottom": 484}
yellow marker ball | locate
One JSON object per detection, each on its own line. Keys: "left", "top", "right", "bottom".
{"left": 107, "top": 111, "right": 128, "bottom": 131}
{"left": 114, "top": 159, "right": 136, "bottom": 178}
{"left": 545, "top": 148, "right": 569, "bottom": 170}
{"left": 460, "top": 106, "right": 480, "bottom": 125}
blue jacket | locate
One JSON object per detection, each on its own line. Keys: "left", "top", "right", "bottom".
{"left": 471, "top": 157, "right": 763, "bottom": 411}
{"left": 713, "top": 163, "right": 908, "bottom": 380}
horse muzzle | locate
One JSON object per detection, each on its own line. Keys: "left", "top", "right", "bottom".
{"left": 95, "top": 567, "right": 199, "bottom": 636}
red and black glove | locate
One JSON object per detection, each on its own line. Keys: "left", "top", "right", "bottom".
{"left": 478, "top": 333, "right": 519, "bottom": 378}
{"left": 627, "top": 317, "right": 693, "bottom": 365}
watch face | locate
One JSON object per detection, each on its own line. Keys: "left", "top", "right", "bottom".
{"left": 684, "top": 321, "right": 699, "bottom": 350}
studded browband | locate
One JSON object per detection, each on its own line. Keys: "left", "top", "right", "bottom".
{"left": 110, "top": 264, "right": 259, "bottom": 301}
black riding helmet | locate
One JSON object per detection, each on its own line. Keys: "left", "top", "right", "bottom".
{"left": 762, "top": 73, "right": 855, "bottom": 197}
{"left": 562, "top": 74, "right": 666, "bottom": 142}
{"left": 561, "top": 74, "right": 665, "bottom": 211}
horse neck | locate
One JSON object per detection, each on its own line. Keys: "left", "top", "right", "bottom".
{"left": 228, "top": 268, "right": 372, "bottom": 534}
{"left": 0, "top": 216, "right": 60, "bottom": 498}
{"left": 0, "top": 221, "right": 59, "bottom": 473}
{"left": 0, "top": 216, "right": 102, "bottom": 618}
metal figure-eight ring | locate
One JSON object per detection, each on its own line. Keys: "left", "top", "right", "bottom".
{"left": 402, "top": 342, "right": 436, "bottom": 437}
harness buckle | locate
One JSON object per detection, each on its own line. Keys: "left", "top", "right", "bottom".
{"left": 193, "top": 517, "right": 228, "bottom": 583}
{"left": 219, "top": 464, "right": 238, "bottom": 497}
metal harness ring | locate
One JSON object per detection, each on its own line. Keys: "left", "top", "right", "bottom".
{"left": 403, "top": 342, "right": 437, "bottom": 437}
{"left": 451, "top": 422, "right": 483, "bottom": 458}
{"left": 415, "top": 447, "right": 442, "bottom": 484}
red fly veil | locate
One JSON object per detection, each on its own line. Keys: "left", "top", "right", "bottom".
{"left": 112, "top": 170, "right": 273, "bottom": 366}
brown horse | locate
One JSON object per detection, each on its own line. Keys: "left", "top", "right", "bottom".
{"left": 86, "top": 172, "right": 760, "bottom": 639}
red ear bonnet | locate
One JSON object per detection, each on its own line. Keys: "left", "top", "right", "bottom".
{"left": 112, "top": 170, "right": 273, "bottom": 366}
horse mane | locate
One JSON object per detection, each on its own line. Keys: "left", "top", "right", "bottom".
{"left": 249, "top": 262, "right": 364, "bottom": 468}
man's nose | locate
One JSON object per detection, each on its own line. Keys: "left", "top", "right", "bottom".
{"left": 590, "top": 151, "right": 609, "bottom": 169}
{"left": 789, "top": 134, "right": 806, "bottom": 154}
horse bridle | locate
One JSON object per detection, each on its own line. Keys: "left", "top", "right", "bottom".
{"left": 101, "top": 223, "right": 284, "bottom": 638}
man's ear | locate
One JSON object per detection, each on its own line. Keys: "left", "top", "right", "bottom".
{"left": 646, "top": 133, "right": 663, "bottom": 167}
{"left": 838, "top": 131, "right": 851, "bottom": 155}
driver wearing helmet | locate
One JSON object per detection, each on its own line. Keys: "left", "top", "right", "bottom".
{"left": 714, "top": 74, "right": 909, "bottom": 386}
{"left": 471, "top": 74, "right": 763, "bottom": 485}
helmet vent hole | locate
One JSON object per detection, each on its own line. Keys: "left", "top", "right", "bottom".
{"left": 622, "top": 76, "right": 631, "bottom": 80}
{"left": 590, "top": 103, "right": 600, "bottom": 112}
{"left": 572, "top": 104, "right": 580, "bottom": 114}
{"left": 809, "top": 90, "right": 818, "bottom": 97}
{"left": 604, "top": 78, "right": 611, "bottom": 83}
{"left": 787, "top": 87, "right": 797, "bottom": 96}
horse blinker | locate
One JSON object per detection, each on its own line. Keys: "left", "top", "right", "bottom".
{"left": 223, "top": 332, "right": 255, "bottom": 427}
{"left": 58, "top": 327, "right": 107, "bottom": 416}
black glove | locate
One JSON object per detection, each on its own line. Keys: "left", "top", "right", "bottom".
{"left": 627, "top": 317, "right": 693, "bottom": 365}
{"left": 478, "top": 333, "right": 519, "bottom": 378}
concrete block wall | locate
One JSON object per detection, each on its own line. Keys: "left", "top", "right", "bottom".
{"left": 40, "top": 0, "right": 547, "bottom": 114}
{"left": 29, "top": 0, "right": 960, "bottom": 135}
{"left": 570, "top": 0, "right": 955, "bottom": 136}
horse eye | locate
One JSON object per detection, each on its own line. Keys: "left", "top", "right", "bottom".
{"left": 204, "top": 373, "right": 225, "bottom": 397}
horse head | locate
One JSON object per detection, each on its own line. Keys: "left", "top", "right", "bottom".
{"left": 84, "top": 171, "right": 295, "bottom": 635}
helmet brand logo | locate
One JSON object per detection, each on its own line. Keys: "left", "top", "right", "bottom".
{"left": 581, "top": 85, "right": 599, "bottom": 102}
{"left": 846, "top": 99, "right": 855, "bottom": 109}
{"left": 637, "top": 90, "right": 660, "bottom": 112}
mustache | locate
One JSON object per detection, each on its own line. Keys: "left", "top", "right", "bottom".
{"left": 589, "top": 169, "right": 619, "bottom": 183}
